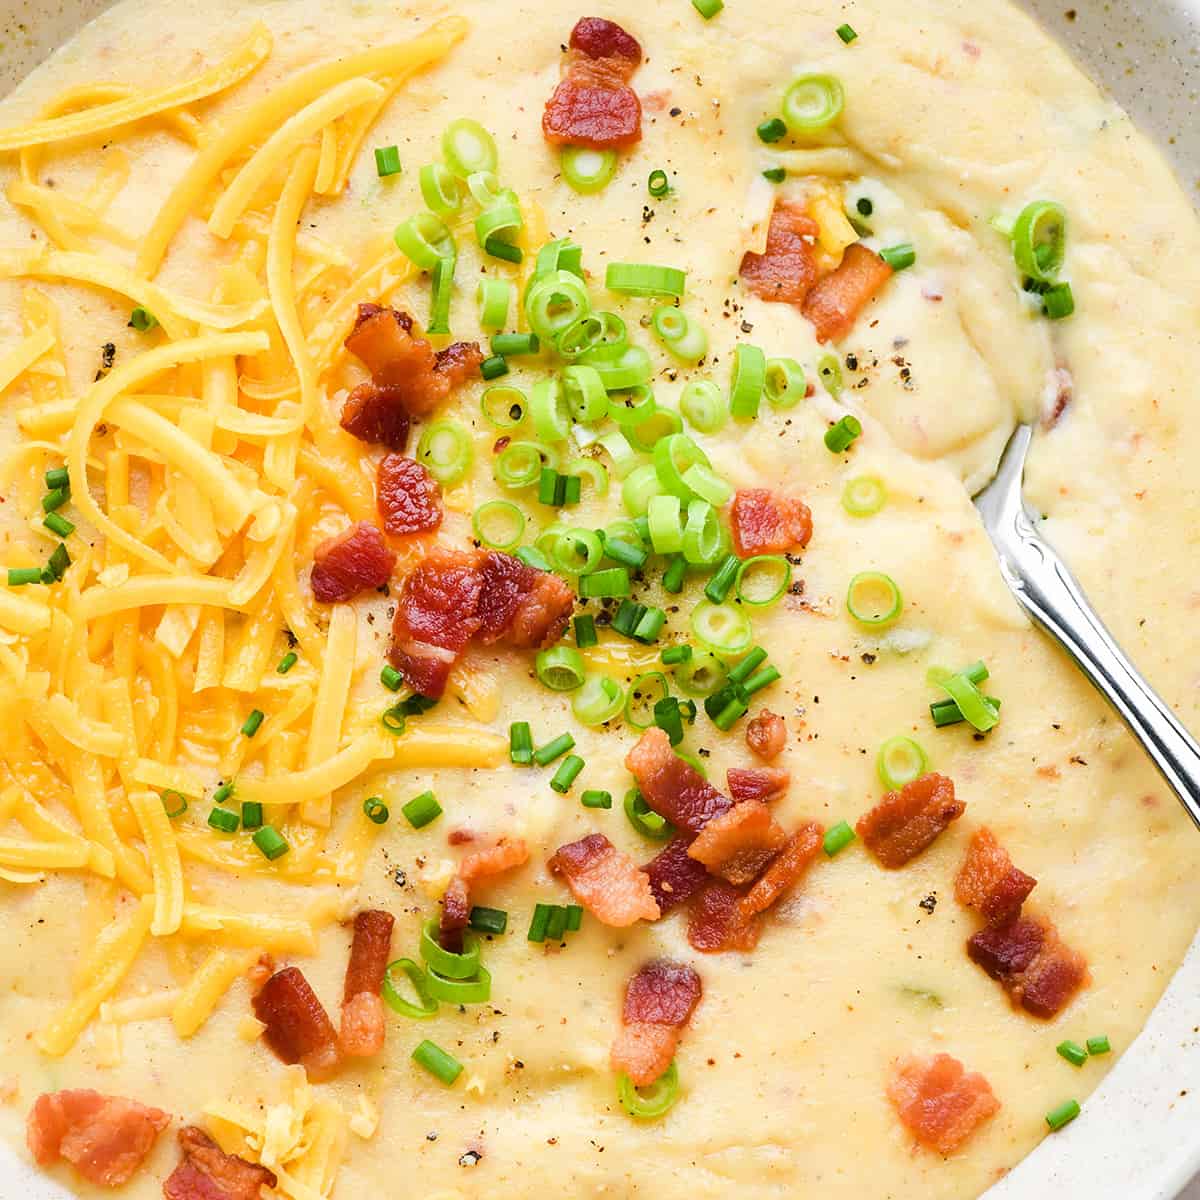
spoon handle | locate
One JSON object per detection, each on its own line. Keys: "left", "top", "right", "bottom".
{"left": 992, "top": 505, "right": 1200, "bottom": 830}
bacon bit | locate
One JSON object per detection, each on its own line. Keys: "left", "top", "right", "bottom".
{"left": 27, "top": 1090, "right": 169, "bottom": 1187}
{"left": 339, "top": 383, "right": 411, "bottom": 451}
{"left": 447, "top": 828, "right": 476, "bottom": 846}
{"left": 968, "top": 915, "right": 1088, "bottom": 1019}
{"left": 954, "top": 828, "right": 1037, "bottom": 927}
{"left": 610, "top": 1022, "right": 681, "bottom": 1088}
{"left": 740, "top": 204, "right": 821, "bottom": 306}
{"left": 727, "top": 766, "right": 790, "bottom": 804}
{"left": 343, "top": 304, "right": 481, "bottom": 420}
{"left": 340, "top": 910, "right": 394, "bottom": 1058}
{"left": 476, "top": 551, "right": 574, "bottom": 648}
{"left": 458, "top": 837, "right": 530, "bottom": 884}
{"left": 643, "top": 834, "right": 709, "bottom": 914}
{"left": 729, "top": 488, "right": 813, "bottom": 558}
{"left": 377, "top": 454, "right": 442, "bottom": 538}
{"left": 801, "top": 242, "right": 894, "bottom": 343}
{"left": 745, "top": 709, "right": 786, "bottom": 761}
{"left": 542, "top": 18, "right": 643, "bottom": 149}
{"left": 739, "top": 822, "right": 824, "bottom": 918}
{"left": 625, "top": 727, "right": 732, "bottom": 834}
{"left": 856, "top": 773, "right": 965, "bottom": 868}
{"left": 1044, "top": 365, "right": 1074, "bottom": 429}
{"left": 310, "top": 522, "right": 395, "bottom": 604}
{"left": 252, "top": 967, "right": 341, "bottom": 1080}
{"left": 688, "top": 879, "right": 761, "bottom": 953}
{"left": 549, "top": 833, "right": 660, "bottom": 926}
{"left": 163, "top": 1126, "right": 277, "bottom": 1200}
{"left": 687, "top": 800, "right": 788, "bottom": 886}
{"left": 887, "top": 1054, "right": 1000, "bottom": 1155}
{"left": 622, "top": 959, "right": 702, "bottom": 1026}
{"left": 438, "top": 876, "right": 471, "bottom": 955}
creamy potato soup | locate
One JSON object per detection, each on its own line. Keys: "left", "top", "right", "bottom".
{"left": 0, "top": 1, "right": 1197, "bottom": 1198}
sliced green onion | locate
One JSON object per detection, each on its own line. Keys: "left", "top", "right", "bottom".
{"left": 419, "top": 918, "right": 480, "bottom": 979}
{"left": 374, "top": 144, "right": 402, "bottom": 177}
{"left": 469, "top": 906, "right": 508, "bottom": 935}
{"left": 573, "top": 614, "right": 599, "bottom": 649}
{"left": 556, "top": 313, "right": 605, "bottom": 360}
{"left": 562, "top": 364, "right": 608, "bottom": 423}
{"left": 602, "top": 535, "right": 646, "bottom": 569}
{"left": 475, "top": 191, "right": 523, "bottom": 253}
{"left": 692, "top": 0, "right": 724, "bottom": 16}
{"left": 425, "top": 963, "right": 491, "bottom": 1005}
{"left": 607, "top": 386, "right": 656, "bottom": 429}
{"left": 626, "top": 406, "right": 684, "bottom": 454}
{"left": 402, "top": 790, "right": 442, "bottom": 829}
{"left": 442, "top": 118, "right": 497, "bottom": 178}
{"left": 880, "top": 242, "right": 916, "bottom": 271}
{"left": 618, "top": 1061, "right": 680, "bottom": 1119}
{"left": 419, "top": 161, "right": 461, "bottom": 215}
{"left": 252, "top": 826, "right": 289, "bottom": 861}
{"left": 647, "top": 168, "right": 672, "bottom": 198}
{"left": 713, "top": 694, "right": 748, "bottom": 731}
{"left": 480, "top": 384, "right": 526, "bottom": 430}
{"left": 680, "top": 379, "right": 727, "bottom": 434}
{"left": 691, "top": 601, "right": 752, "bottom": 655}
{"left": 782, "top": 73, "right": 845, "bottom": 132}
{"left": 579, "top": 567, "right": 631, "bottom": 599}
{"left": 533, "top": 732, "right": 575, "bottom": 766}
{"left": 662, "top": 554, "right": 688, "bottom": 594}
{"left": 762, "top": 166, "right": 786, "bottom": 184}
{"left": 622, "top": 462, "right": 667, "bottom": 518}
{"left": 1043, "top": 282, "right": 1075, "bottom": 320}
{"left": 535, "top": 237, "right": 583, "bottom": 279}
{"left": 473, "top": 500, "right": 525, "bottom": 551}
{"left": 681, "top": 464, "right": 731, "bottom": 508}
{"left": 161, "top": 790, "right": 188, "bottom": 819}
{"left": 393, "top": 210, "right": 455, "bottom": 271}
{"left": 727, "top": 647, "right": 767, "bottom": 686}
{"left": 1012, "top": 200, "right": 1067, "bottom": 283}
{"left": 466, "top": 170, "right": 503, "bottom": 207}
{"left": 44, "top": 543, "right": 70, "bottom": 582}
{"left": 425, "top": 253, "right": 455, "bottom": 336}
{"left": 929, "top": 696, "right": 1003, "bottom": 728}
{"left": 605, "top": 262, "right": 687, "bottom": 299}
{"left": 652, "top": 432, "right": 709, "bottom": 499}
{"left": 1086, "top": 1035, "right": 1111, "bottom": 1056}
{"left": 824, "top": 414, "right": 862, "bottom": 453}
{"left": 382, "top": 958, "right": 438, "bottom": 1019}
{"left": 817, "top": 352, "right": 843, "bottom": 397}
{"left": 480, "top": 354, "right": 509, "bottom": 381}
{"left": 1057, "top": 1040, "right": 1088, "bottom": 1068}
{"left": 128, "top": 306, "right": 158, "bottom": 332}
{"left": 764, "top": 357, "right": 806, "bottom": 408}
{"left": 494, "top": 440, "right": 551, "bottom": 489}
{"left": 704, "top": 554, "right": 739, "bottom": 604}
{"left": 276, "top": 651, "right": 298, "bottom": 675}
{"left": 550, "top": 754, "right": 585, "bottom": 794}
{"left": 530, "top": 377, "right": 571, "bottom": 442}
{"left": 935, "top": 670, "right": 1000, "bottom": 733}
{"left": 730, "top": 343, "right": 766, "bottom": 420}
{"left": 735, "top": 555, "right": 790, "bottom": 606}
{"left": 823, "top": 820, "right": 856, "bottom": 856}
{"left": 566, "top": 457, "right": 609, "bottom": 498}
{"left": 42, "top": 488, "right": 68, "bottom": 513}
{"left": 647, "top": 495, "right": 684, "bottom": 555}
{"left": 846, "top": 571, "right": 902, "bottom": 628}
{"left": 240, "top": 709, "right": 264, "bottom": 738}
{"left": 212, "top": 781, "right": 235, "bottom": 804}
{"left": 584, "top": 343, "right": 652, "bottom": 391}
{"left": 624, "top": 786, "right": 674, "bottom": 839}
{"left": 515, "top": 545, "right": 552, "bottom": 570}
{"left": 208, "top": 807, "right": 239, "bottom": 833}
{"left": 682, "top": 499, "right": 722, "bottom": 565}
{"left": 526, "top": 269, "right": 591, "bottom": 343}
{"left": 674, "top": 649, "right": 726, "bottom": 697}
{"left": 582, "top": 789, "right": 613, "bottom": 809}
{"left": 477, "top": 278, "right": 512, "bottom": 330}
{"left": 625, "top": 672, "right": 670, "bottom": 731}
{"left": 1045, "top": 1100, "right": 1080, "bottom": 1132}
{"left": 660, "top": 644, "right": 693, "bottom": 666}
{"left": 413, "top": 1038, "right": 463, "bottom": 1085}
{"left": 6, "top": 567, "right": 41, "bottom": 586}
{"left": 757, "top": 117, "right": 788, "bottom": 143}
{"left": 509, "top": 721, "right": 534, "bottom": 765}
{"left": 653, "top": 696, "right": 691, "bottom": 746}
{"left": 536, "top": 645, "right": 587, "bottom": 692}
{"left": 241, "top": 801, "right": 263, "bottom": 831}
{"left": 561, "top": 145, "right": 618, "bottom": 194}
{"left": 651, "top": 305, "right": 708, "bottom": 364}
{"left": 876, "top": 736, "right": 929, "bottom": 789}
{"left": 44, "top": 466, "right": 68, "bottom": 490}
{"left": 363, "top": 797, "right": 390, "bottom": 825}
{"left": 573, "top": 674, "right": 625, "bottom": 726}
{"left": 842, "top": 475, "right": 887, "bottom": 517}
{"left": 836, "top": 22, "right": 858, "bottom": 43}
{"left": 491, "top": 332, "right": 540, "bottom": 357}
{"left": 551, "top": 527, "right": 604, "bottom": 576}
{"left": 416, "top": 420, "right": 473, "bottom": 486}
{"left": 43, "top": 512, "right": 74, "bottom": 538}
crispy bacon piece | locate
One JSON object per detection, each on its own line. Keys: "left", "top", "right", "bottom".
{"left": 343, "top": 304, "right": 482, "bottom": 419}
{"left": 745, "top": 709, "right": 786, "bottom": 761}
{"left": 340, "top": 383, "right": 411, "bottom": 451}
{"left": 739, "top": 821, "right": 824, "bottom": 918}
{"left": 887, "top": 1053, "right": 1000, "bottom": 1155}
{"left": 163, "top": 1126, "right": 277, "bottom": 1200}
{"left": 955, "top": 828, "right": 1037, "bottom": 927}
{"left": 727, "top": 766, "right": 791, "bottom": 804}
{"left": 688, "top": 879, "right": 761, "bottom": 953}
{"left": 542, "top": 18, "right": 643, "bottom": 149}
{"left": 459, "top": 837, "right": 530, "bottom": 884}
{"left": 549, "top": 833, "right": 660, "bottom": 926}
{"left": 252, "top": 966, "right": 340, "bottom": 1080}
{"left": 644, "top": 835, "right": 709, "bottom": 914}
{"left": 310, "top": 522, "right": 395, "bottom": 604}
{"left": 687, "top": 800, "right": 788, "bottom": 885}
{"left": 377, "top": 454, "right": 442, "bottom": 538}
{"left": 611, "top": 959, "right": 702, "bottom": 1086}
{"left": 438, "top": 876, "right": 470, "bottom": 955}
{"left": 730, "top": 488, "right": 813, "bottom": 558}
{"left": 802, "top": 242, "right": 894, "bottom": 344}
{"left": 740, "top": 204, "right": 821, "bottom": 306}
{"left": 856, "top": 773, "right": 965, "bottom": 869}
{"left": 610, "top": 1022, "right": 680, "bottom": 1088}
{"left": 27, "top": 1090, "right": 169, "bottom": 1187}
{"left": 340, "top": 910, "right": 394, "bottom": 1058}
{"left": 968, "top": 915, "right": 1088, "bottom": 1019}
{"left": 476, "top": 551, "right": 574, "bottom": 648}
{"left": 626, "top": 727, "right": 732, "bottom": 834}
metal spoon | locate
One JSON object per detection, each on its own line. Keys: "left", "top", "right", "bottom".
{"left": 972, "top": 422, "right": 1200, "bottom": 830}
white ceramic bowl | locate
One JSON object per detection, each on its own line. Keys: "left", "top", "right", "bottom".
{"left": 0, "top": 2, "right": 1197, "bottom": 1197}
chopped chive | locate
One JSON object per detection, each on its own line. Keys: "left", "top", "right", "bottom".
{"left": 213, "top": 780, "right": 235, "bottom": 804}
{"left": 128, "top": 307, "right": 158, "bottom": 332}
{"left": 43, "top": 512, "right": 74, "bottom": 537}
{"left": 653, "top": 696, "right": 687, "bottom": 746}
{"left": 480, "top": 354, "right": 509, "bottom": 381}
{"left": 565, "top": 904, "right": 583, "bottom": 931}
{"left": 704, "top": 554, "right": 740, "bottom": 604}
{"left": 509, "top": 721, "right": 534, "bottom": 766}
{"left": 691, "top": 0, "right": 724, "bottom": 17}
{"left": 823, "top": 820, "right": 856, "bottom": 856}
{"left": 550, "top": 754, "right": 585, "bottom": 794}
{"left": 241, "top": 709, "right": 265, "bottom": 738}
{"left": 380, "top": 664, "right": 403, "bottom": 691}
{"left": 612, "top": 600, "right": 645, "bottom": 639}
{"left": 402, "top": 790, "right": 442, "bottom": 829}
{"left": 762, "top": 166, "right": 786, "bottom": 184}
{"left": 160, "top": 790, "right": 187, "bottom": 819}
{"left": 241, "top": 801, "right": 263, "bottom": 831}
{"left": 743, "top": 665, "right": 781, "bottom": 696}
{"left": 581, "top": 789, "right": 613, "bottom": 809}
{"left": 6, "top": 567, "right": 41, "bottom": 586}
{"left": 930, "top": 696, "right": 1003, "bottom": 727}
{"left": 757, "top": 117, "right": 788, "bottom": 144}
{"left": 374, "top": 145, "right": 402, "bottom": 177}
{"left": 412, "top": 1039, "right": 462, "bottom": 1085}
{"left": 484, "top": 235, "right": 523, "bottom": 264}
{"left": 574, "top": 614, "right": 598, "bottom": 649}
{"left": 647, "top": 169, "right": 671, "bottom": 199}
{"left": 1086, "top": 1035, "right": 1111, "bottom": 1056}
{"left": 363, "top": 797, "right": 390, "bottom": 825}
{"left": 1043, "top": 281, "right": 1075, "bottom": 320}
{"left": 662, "top": 554, "right": 688, "bottom": 594}
{"left": 276, "top": 651, "right": 298, "bottom": 675}
{"left": 208, "top": 807, "right": 239, "bottom": 833}
{"left": 824, "top": 414, "right": 862, "bottom": 453}
{"left": 41, "top": 488, "right": 68, "bottom": 513}
{"left": 44, "top": 466, "right": 69, "bottom": 490}
{"left": 563, "top": 473, "right": 582, "bottom": 505}
{"left": 469, "top": 905, "right": 508, "bottom": 934}
{"left": 533, "top": 732, "right": 575, "bottom": 766}
{"left": 1056, "top": 1040, "right": 1088, "bottom": 1067}
{"left": 633, "top": 607, "right": 667, "bottom": 644}
{"left": 836, "top": 22, "right": 858, "bottom": 43}
{"left": 545, "top": 904, "right": 569, "bottom": 941}
{"left": 252, "top": 826, "right": 290, "bottom": 861}
{"left": 880, "top": 242, "right": 916, "bottom": 271}
{"left": 603, "top": 537, "right": 648, "bottom": 570}
{"left": 661, "top": 644, "right": 693, "bottom": 666}
{"left": 713, "top": 695, "right": 748, "bottom": 731}
{"left": 527, "top": 902, "right": 553, "bottom": 942}
{"left": 727, "top": 647, "right": 768, "bottom": 686}
{"left": 490, "top": 332, "right": 540, "bottom": 357}
{"left": 1045, "top": 1099, "right": 1081, "bottom": 1132}
{"left": 45, "top": 542, "right": 70, "bottom": 581}
{"left": 579, "top": 567, "right": 631, "bottom": 599}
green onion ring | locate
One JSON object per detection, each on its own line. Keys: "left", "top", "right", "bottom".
{"left": 530, "top": 376, "right": 571, "bottom": 442}
{"left": 393, "top": 210, "right": 455, "bottom": 271}
{"left": 1012, "top": 199, "right": 1067, "bottom": 283}
{"left": 936, "top": 671, "right": 1001, "bottom": 733}
{"left": 584, "top": 343, "right": 653, "bottom": 391}
{"left": 536, "top": 645, "right": 587, "bottom": 692}
{"left": 781, "top": 73, "right": 845, "bottom": 132}
{"left": 562, "top": 364, "right": 607, "bottom": 423}
{"left": 617, "top": 1061, "right": 680, "bottom": 1119}
{"left": 477, "top": 278, "right": 513, "bottom": 331}
{"left": 690, "top": 600, "right": 753, "bottom": 655}
{"left": 551, "top": 528, "right": 604, "bottom": 576}
{"left": 623, "top": 786, "right": 675, "bottom": 840}
{"left": 475, "top": 190, "right": 523, "bottom": 249}
{"left": 416, "top": 420, "right": 473, "bottom": 486}
{"left": 626, "top": 406, "right": 683, "bottom": 453}
{"left": 764, "top": 357, "right": 807, "bottom": 408}
{"left": 473, "top": 500, "right": 526, "bottom": 551}
{"left": 607, "top": 385, "right": 657, "bottom": 428}
{"left": 442, "top": 117, "right": 498, "bottom": 177}
{"left": 381, "top": 958, "right": 438, "bottom": 1019}
{"left": 682, "top": 499, "right": 722, "bottom": 565}
{"left": 578, "top": 310, "right": 628, "bottom": 360}
{"left": 653, "top": 432, "right": 711, "bottom": 500}
{"left": 622, "top": 462, "right": 667, "bottom": 517}
{"left": 679, "top": 463, "right": 731, "bottom": 508}
{"left": 841, "top": 475, "right": 887, "bottom": 517}
{"left": 729, "top": 343, "right": 767, "bottom": 420}
{"left": 493, "top": 440, "right": 556, "bottom": 489}
{"left": 651, "top": 305, "right": 708, "bottom": 365}
{"left": 876, "top": 736, "right": 929, "bottom": 790}
{"left": 647, "top": 494, "right": 684, "bottom": 555}
{"left": 673, "top": 648, "right": 727, "bottom": 697}
{"left": 561, "top": 145, "right": 618, "bottom": 194}
{"left": 425, "top": 254, "right": 455, "bottom": 336}
{"left": 564, "top": 457, "right": 610, "bottom": 498}
{"left": 735, "top": 555, "right": 791, "bottom": 607}
{"left": 424, "top": 963, "right": 491, "bottom": 1005}
{"left": 845, "top": 571, "right": 903, "bottom": 628}
{"left": 817, "top": 352, "right": 843, "bottom": 397}
{"left": 680, "top": 379, "right": 727, "bottom": 434}
{"left": 525, "top": 269, "right": 592, "bottom": 343}
{"left": 419, "top": 918, "right": 481, "bottom": 980}
{"left": 466, "top": 169, "right": 503, "bottom": 208}
{"left": 419, "top": 162, "right": 463, "bottom": 216}
{"left": 624, "top": 672, "right": 671, "bottom": 731}
{"left": 605, "top": 262, "right": 687, "bottom": 299}
{"left": 572, "top": 674, "right": 625, "bottom": 726}
{"left": 480, "top": 384, "right": 526, "bottom": 430}
{"left": 597, "top": 429, "right": 640, "bottom": 480}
